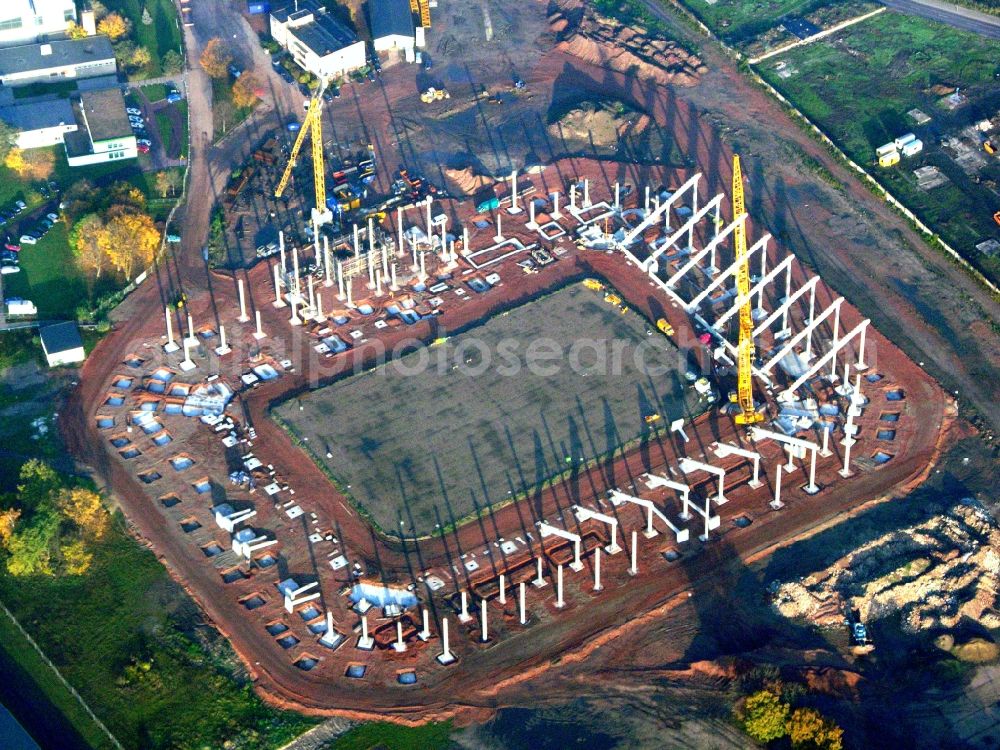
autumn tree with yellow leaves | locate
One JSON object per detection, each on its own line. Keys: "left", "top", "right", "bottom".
{"left": 97, "top": 12, "right": 131, "bottom": 41}
{"left": 4, "top": 147, "right": 55, "bottom": 180}
{"left": 101, "top": 211, "right": 159, "bottom": 279}
{"left": 231, "top": 72, "right": 261, "bottom": 109}
{"left": 69, "top": 183, "right": 160, "bottom": 282}
{"left": 66, "top": 21, "right": 89, "bottom": 39}
{"left": 199, "top": 38, "right": 232, "bottom": 78}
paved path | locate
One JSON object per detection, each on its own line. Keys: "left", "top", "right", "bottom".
{"left": 879, "top": 0, "right": 1000, "bottom": 38}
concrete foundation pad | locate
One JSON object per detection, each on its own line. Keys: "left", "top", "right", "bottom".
{"left": 214, "top": 346, "right": 231, "bottom": 356}
{"left": 436, "top": 652, "right": 456, "bottom": 665}
{"left": 356, "top": 637, "right": 374, "bottom": 650}
{"left": 163, "top": 342, "right": 180, "bottom": 353}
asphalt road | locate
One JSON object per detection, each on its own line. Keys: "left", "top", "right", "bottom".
{"left": 880, "top": 0, "right": 1000, "bottom": 38}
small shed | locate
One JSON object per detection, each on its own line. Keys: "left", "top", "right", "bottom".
{"left": 39, "top": 321, "right": 85, "bottom": 367}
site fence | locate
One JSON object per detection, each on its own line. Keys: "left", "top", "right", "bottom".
{"left": 0, "top": 597, "right": 125, "bottom": 750}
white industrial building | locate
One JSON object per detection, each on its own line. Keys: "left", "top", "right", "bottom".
{"left": 269, "top": 0, "right": 365, "bottom": 82}
{"left": 0, "top": 0, "right": 78, "bottom": 48}
{"left": 63, "top": 87, "right": 137, "bottom": 166}
{"left": 0, "top": 36, "right": 116, "bottom": 87}
{"left": 369, "top": 0, "right": 416, "bottom": 59}
{"left": 0, "top": 98, "right": 77, "bottom": 148}
{"left": 39, "top": 321, "right": 85, "bottom": 367}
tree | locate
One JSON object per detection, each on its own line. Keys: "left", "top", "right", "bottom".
{"left": 162, "top": 49, "right": 184, "bottom": 75}
{"left": 141, "top": 5, "right": 153, "bottom": 25}
{"left": 742, "top": 690, "right": 790, "bottom": 743}
{"left": 97, "top": 12, "right": 130, "bottom": 41}
{"left": 107, "top": 182, "right": 147, "bottom": 213}
{"left": 231, "top": 72, "right": 261, "bottom": 109}
{"left": 113, "top": 40, "right": 137, "bottom": 68}
{"left": 199, "top": 38, "right": 232, "bottom": 78}
{"left": 4, "top": 147, "right": 26, "bottom": 174}
{"left": 16, "top": 459, "right": 61, "bottom": 512}
{"left": 154, "top": 170, "right": 181, "bottom": 198}
{"left": 101, "top": 212, "right": 159, "bottom": 279}
{"left": 5, "top": 146, "right": 53, "bottom": 180}
{"left": 71, "top": 214, "right": 107, "bottom": 282}
{"left": 787, "top": 708, "right": 843, "bottom": 750}
{"left": 131, "top": 46, "right": 152, "bottom": 69}
{"left": 61, "top": 179, "right": 97, "bottom": 224}
{"left": 0, "top": 508, "right": 20, "bottom": 544}
{"left": 60, "top": 538, "right": 93, "bottom": 575}
{"left": 0, "top": 120, "right": 16, "bottom": 163}
{"left": 66, "top": 20, "right": 89, "bottom": 39}
{"left": 57, "top": 488, "right": 109, "bottom": 540}
{"left": 3, "top": 509, "right": 59, "bottom": 577}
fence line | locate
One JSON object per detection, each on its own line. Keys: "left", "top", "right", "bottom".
{"left": 0, "top": 598, "right": 124, "bottom": 750}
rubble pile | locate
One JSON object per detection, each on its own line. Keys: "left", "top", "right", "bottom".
{"left": 443, "top": 166, "right": 496, "bottom": 196}
{"left": 548, "top": 101, "right": 650, "bottom": 148}
{"left": 549, "top": 0, "right": 706, "bottom": 87}
{"left": 772, "top": 501, "right": 1000, "bottom": 633}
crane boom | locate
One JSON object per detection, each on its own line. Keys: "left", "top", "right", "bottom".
{"left": 275, "top": 92, "right": 327, "bottom": 220}
{"left": 732, "top": 154, "right": 763, "bottom": 425}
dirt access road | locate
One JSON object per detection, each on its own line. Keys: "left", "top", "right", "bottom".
{"left": 637, "top": 0, "right": 1000, "bottom": 434}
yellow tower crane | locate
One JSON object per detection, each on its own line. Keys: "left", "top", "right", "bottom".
{"left": 275, "top": 84, "right": 331, "bottom": 225}
{"left": 731, "top": 154, "right": 763, "bottom": 425}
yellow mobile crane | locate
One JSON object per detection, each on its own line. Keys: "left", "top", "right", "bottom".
{"left": 275, "top": 83, "right": 332, "bottom": 225}
{"left": 731, "top": 154, "right": 763, "bottom": 425}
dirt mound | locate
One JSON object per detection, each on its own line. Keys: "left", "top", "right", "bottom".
{"left": 952, "top": 637, "right": 1000, "bottom": 663}
{"left": 772, "top": 501, "right": 1000, "bottom": 634}
{"left": 548, "top": 0, "right": 705, "bottom": 87}
{"left": 548, "top": 101, "right": 648, "bottom": 147}
{"left": 443, "top": 167, "right": 496, "bottom": 196}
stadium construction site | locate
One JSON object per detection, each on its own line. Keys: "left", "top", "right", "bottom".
{"left": 66, "top": 151, "right": 955, "bottom": 723}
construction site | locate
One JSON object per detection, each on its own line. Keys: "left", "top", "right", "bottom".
{"left": 56, "top": 0, "right": 971, "bottom": 729}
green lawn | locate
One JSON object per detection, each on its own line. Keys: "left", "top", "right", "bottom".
{"left": 139, "top": 83, "right": 169, "bottom": 104}
{"left": 103, "top": 0, "right": 182, "bottom": 77}
{"left": 0, "top": 612, "right": 117, "bottom": 750}
{"left": 0, "top": 513, "right": 319, "bottom": 750}
{"left": 212, "top": 78, "right": 255, "bottom": 140}
{"left": 329, "top": 722, "right": 452, "bottom": 750}
{"left": 3, "top": 224, "right": 95, "bottom": 319}
{"left": 757, "top": 12, "right": 1000, "bottom": 278}
{"left": 679, "top": 0, "right": 828, "bottom": 42}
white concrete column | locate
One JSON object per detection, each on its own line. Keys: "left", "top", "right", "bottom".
{"left": 519, "top": 581, "right": 526, "bottom": 625}
{"left": 273, "top": 265, "right": 285, "bottom": 307}
{"left": 418, "top": 250, "right": 427, "bottom": 282}
{"left": 771, "top": 464, "right": 784, "bottom": 510}
{"left": 323, "top": 237, "right": 332, "bottom": 287}
{"left": 821, "top": 423, "right": 832, "bottom": 457}
{"left": 397, "top": 206, "right": 404, "bottom": 258}
{"left": 336, "top": 260, "right": 345, "bottom": 300}
{"left": 292, "top": 247, "right": 301, "bottom": 298}
{"left": 462, "top": 226, "right": 470, "bottom": 256}
{"left": 510, "top": 170, "right": 519, "bottom": 210}
{"left": 425, "top": 196, "right": 433, "bottom": 233}
{"left": 366, "top": 244, "right": 375, "bottom": 288}
{"left": 289, "top": 295, "right": 301, "bottom": 326}
{"left": 856, "top": 324, "right": 868, "bottom": 369}
{"left": 390, "top": 263, "right": 398, "bottom": 291}
{"left": 394, "top": 620, "right": 407, "bottom": 652}
{"left": 527, "top": 199, "right": 537, "bottom": 230}
{"left": 346, "top": 277, "right": 354, "bottom": 307}
{"left": 533, "top": 556, "right": 547, "bottom": 587}
{"left": 307, "top": 275, "right": 316, "bottom": 312}
{"left": 459, "top": 590, "right": 471, "bottom": 622}
{"left": 629, "top": 530, "right": 638, "bottom": 576}
{"left": 569, "top": 184, "right": 577, "bottom": 210}
{"left": 437, "top": 617, "right": 454, "bottom": 664}
{"left": 614, "top": 181, "right": 620, "bottom": 210}
{"left": 480, "top": 598, "right": 489, "bottom": 642}
{"left": 179, "top": 336, "right": 194, "bottom": 371}
{"left": 357, "top": 614, "right": 374, "bottom": 649}
{"left": 185, "top": 313, "right": 196, "bottom": 346}
{"left": 353, "top": 224, "right": 360, "bottom": 258}
{"left": 551, "top": 191, "right": 561, "bottom": 219}
{"left": 375, "top": 269, "right": 383, "bottom": 297}
{"left": 214, "top": 324, "right": 230, "bottom": 356}
{"left": 410, "top": 236, "right": 418, "bottom": 271}
{"left": 314, "top": 292, "right": 324, "bottom": 323}
{"left": 839, "top": 434, "right": 854, "bottom": 478}
{"left": 419, "top": 608, "right": 430, "bottom": 640}
{"left": 805, "top": 447, "right": 819, "bottom": 494}
{"left": 555, "top": 564, "right": 565, "bottom": 608}
{"left": 494, "top": 213, "right": 503, "bottom": 243}
{"left": 572, "top": 539, "right": 583, "bottom": 571}
{"left": 583, "top": 178, "right": 591, "bottom": 207}
{"left": 164, "top": 307, "right": 177, "bottom": 350}
{"left": 593, "top": 547, "right": 602, "bottom": 592}
{"left": 236, "top": 280, "right": 250, "bottom": 322}
{"left": 644, "top": 185, "right": 650, "bottom": 211}
{"left": 253, "top": 310, "right": 266, "bottom": 340}
{"left": 498, "top": 574, "right": 506, "bottom": 604}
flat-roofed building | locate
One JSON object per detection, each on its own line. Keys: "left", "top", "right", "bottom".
{"left": 39, "top": 321, "right": 85, "bottom": 367}
{"left": 0, "top": 0, "right": 78, "bottom": 48}
{"left": 270, "top": 0, "right": 365, "bottom": 82}
{"left": 64, "top": 87, "right": 137, "bottom": 166}
{"left": 370, "top": 0, "right": 415, "bottom": 58}
{"left": 0, "top": 36, "right": 116, "bottom": 86}
{"left": 0, "top": 98, "right": 77, "bottom": 148}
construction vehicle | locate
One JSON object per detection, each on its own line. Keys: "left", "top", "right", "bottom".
{"left": 985, "top": 140, "right": 996, "bottom": 155}
{"left": 644, "top": 413, "right": 661, "bottom": 425}
{"left": 656, "top": 318, "right": 675, "bottom": 336}
{"left": 275, "top": 81, "right": 331, "bottom": 225}
{"left": 582, "top": 278, "right": 604, "bottom": 291}
{"left": 604, "top": 292, "right": 622, "bottom": 306}
{"left": 476, "top": 196, "right": 500, "bottom": 213}
{"left": 420, "top": 87, "right": 449, "bottom": 103}
{"left": 731, "top": 155, "right": 764, "bottom": 426}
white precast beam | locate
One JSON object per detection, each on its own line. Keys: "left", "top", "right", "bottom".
{"left": 573, "top": 505, "right": 622, "bottom": 553}
{"left": 677, "top": 493, "right": 720, "bottom": 541}
{"left": 538, "top": 521, "right": 584, "bottom": 571}
{"left": 752, "top": 276, "right": 820, "bottom": 338}
{"left": 621, "top": 173, "right": 700, "bottom": 248}
{"left": 714, "top": 254, "right": 794, "bottom": 329}
{"left": 762, "top": 297, "right": 844, "bottom": 374}
{"left": 607, "top": 490, "right": 689, "bottom": 543}
{"left": 687, "top": 234, "right": 770, "bottom": 311}
{"left": 780, "top": 320, "right": 870, "bottom": 400}
{"left": 678, "top": 457, "right": 728, "bottom": 505}
{"left": 644, "top": 192, "right": 724, "bottom": 271}
{"left": 712, "top": 442, "right": 764, "bottom": 488}
{"left": 642, "top": 473, "right": 691, "bottom": 505}
{"left": 665, "top": 214, "right": 746, "bottom": 289}
{"left": 750, "top": 427, "right": 820, "bottom": 455}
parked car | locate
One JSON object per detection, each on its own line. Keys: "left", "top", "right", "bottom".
{"left": 38, "top": 218, "right": 53, "bottom": 229}
{"left": 228, "top": 63, "right": 242, "bottom": 79}
{"left": 0, "top": 261, "right": 20, "bottom": 274}
{"left": 45, "top": 212, "right": 58, "bottom": 222}
{"left": 165, "top": 90, "right": 183, "bottom": 103}
{"left": 19, "top": 234, "right": 37, "bottom": 245}
{"left": 14, "top": 200, "right": 26, "bottom": 211}
{"left": 256, "top": 242, "right": 279, "bottom": 257}
{"left": 1, "top": 248, "right": 18, "bottom": 262}
{"left": 4, "top": 240, "right": 20, "bottom": 252}
{"left": 137, "top": 143, "right": 150, "bottom": 154}
{"left": 286, "top": 120, "right": 301, "bottom": 132}
{"left": 126, "top": 107, "right": 142, "bottom": 116}
{"left": 136, "top": 138, "right": 151, "bottom": 147}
